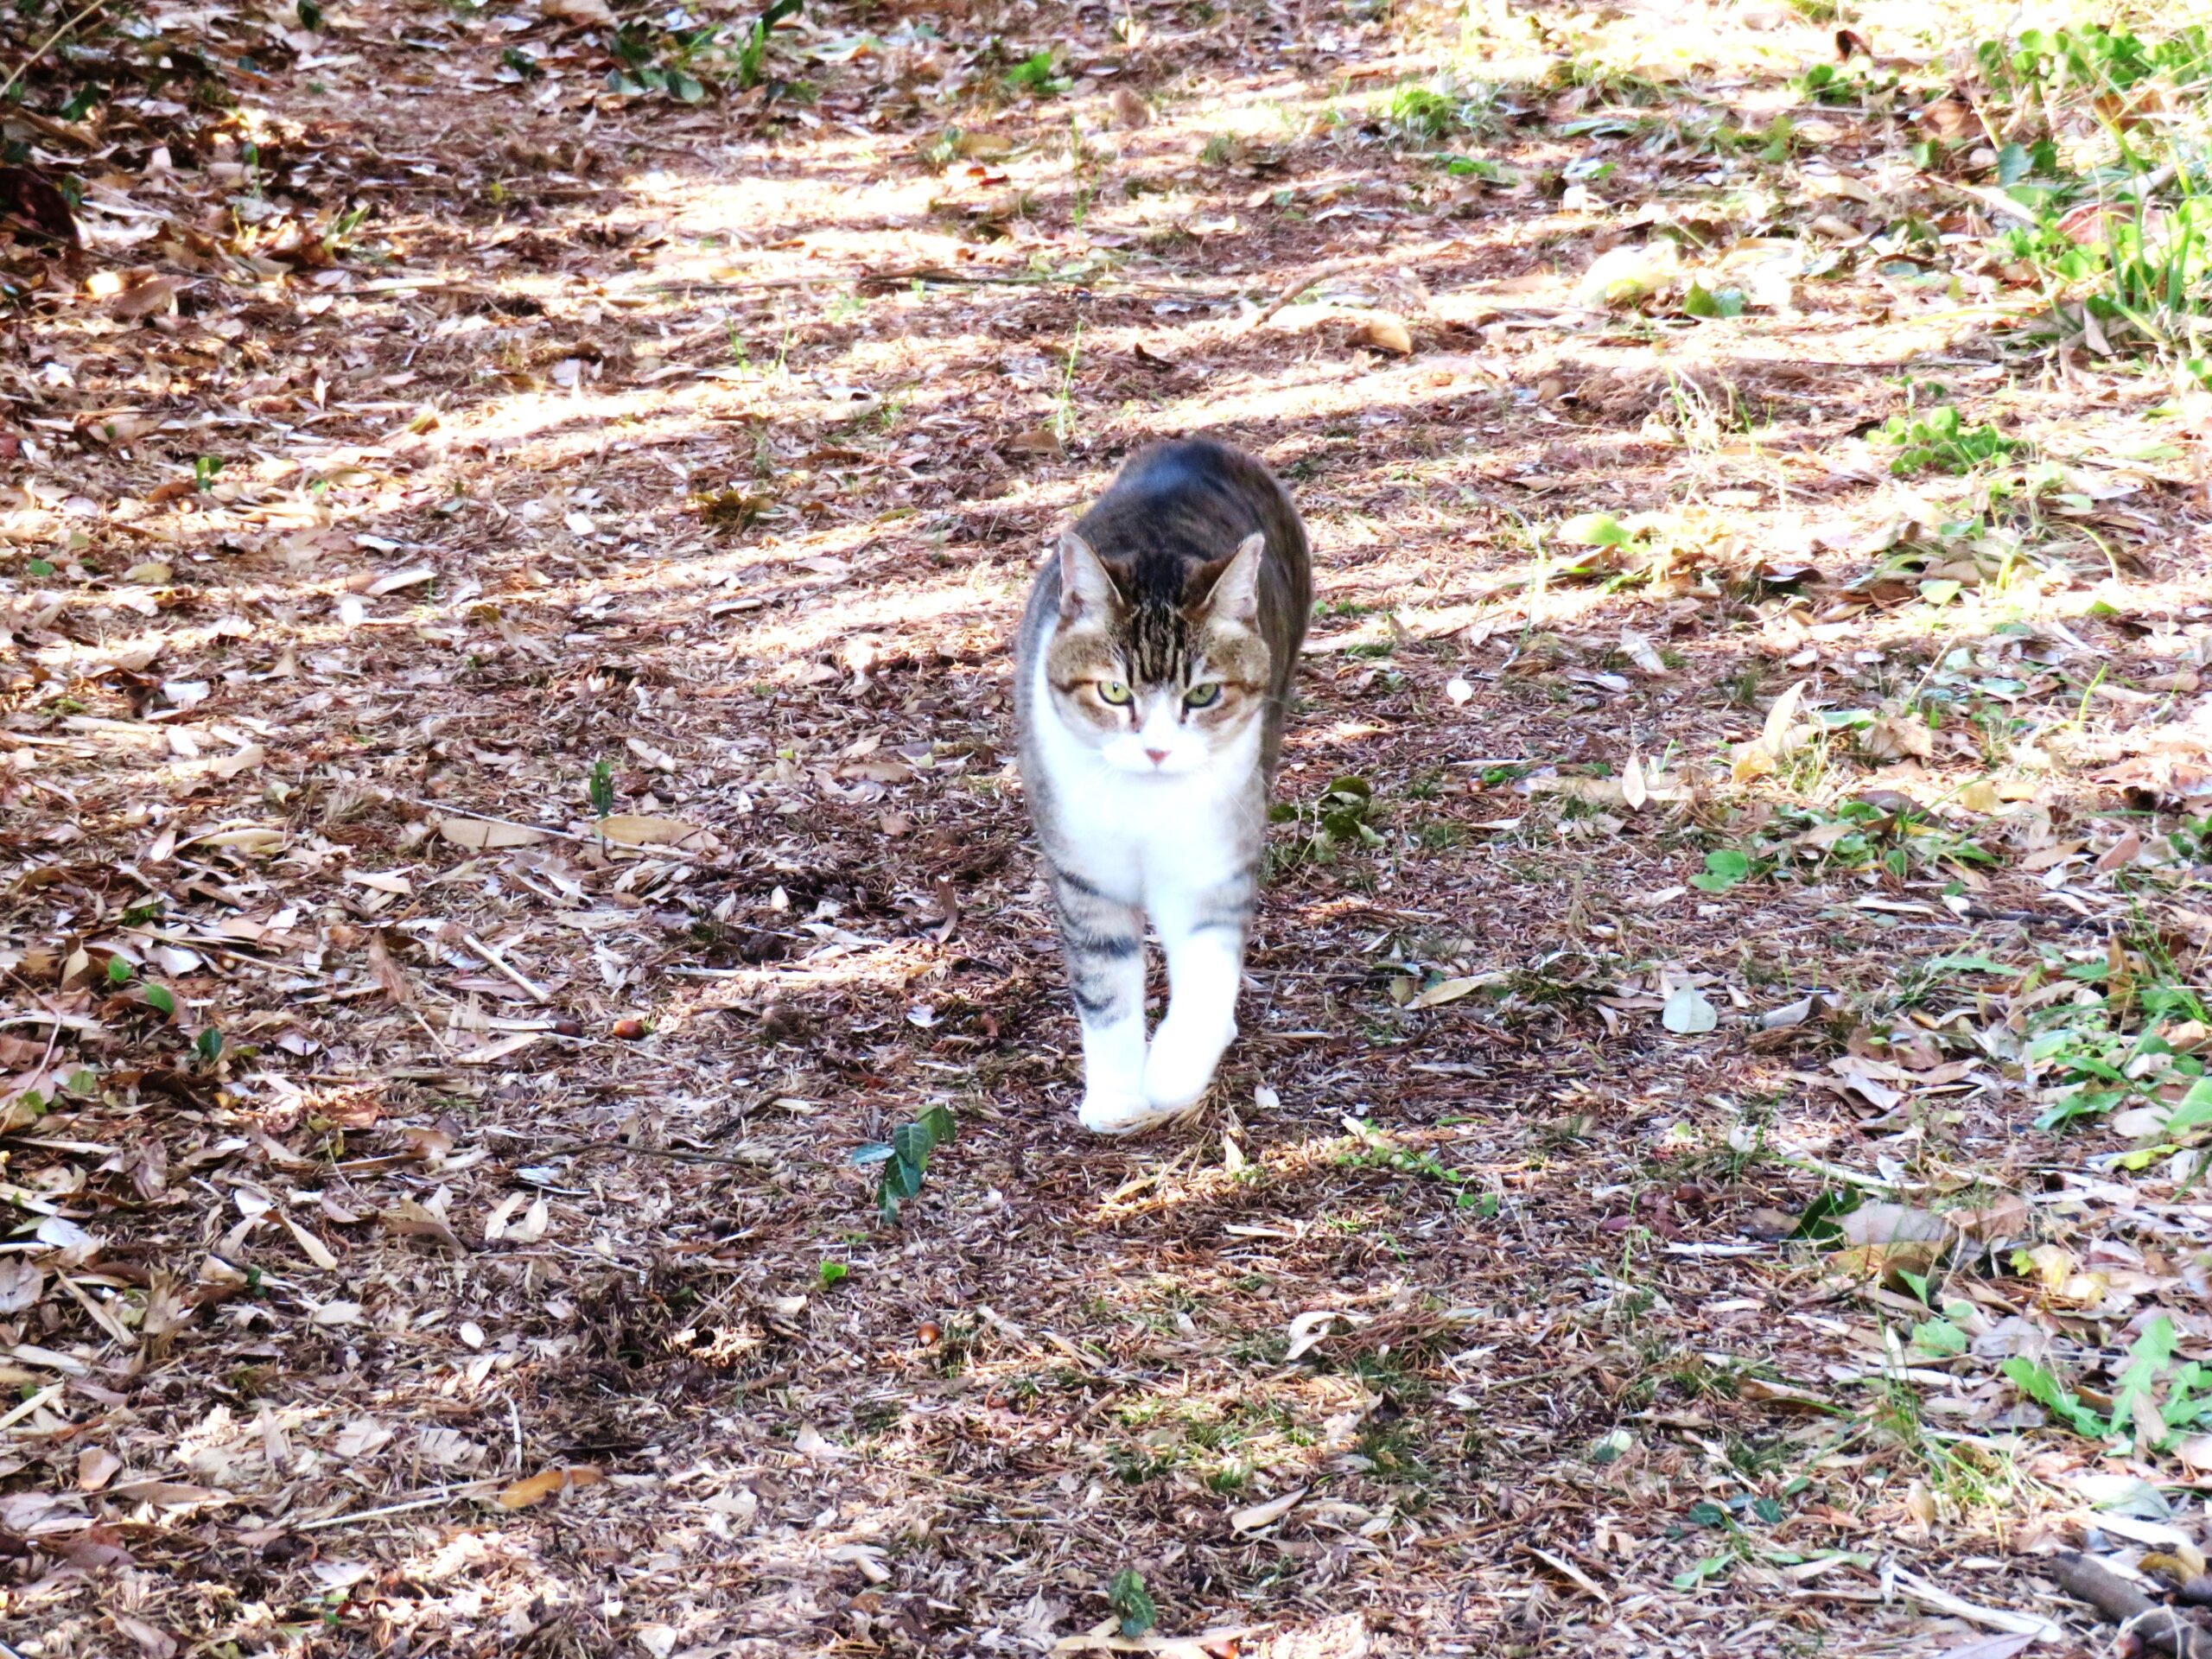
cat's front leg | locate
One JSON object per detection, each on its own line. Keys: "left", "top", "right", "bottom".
{"left": 1143, "top": 863, "right": 1255, "bottom": 1114}
{"left": 1052, "top": 874, "right": 1155, "bottom": 1134}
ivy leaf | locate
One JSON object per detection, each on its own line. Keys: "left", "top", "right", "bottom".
{"left": 143, "top": 983, "right": 176, "bottom": 1017}
{"left": 1911, "top": 1318, "right": 1968, "bottom": 1357}
{"left": 1681, "top": 283, "right": 1746, "bottom": 318}
{"left": 1107, "top": 1570, "right": 1156, "bottom": 1639}
{"left": 916, "top": 1103, "right": 956, "bottom": 1147}
{"left": 1554, "top": 512, "right": 1630, "bottom": 547}
{"left": 1788, "top": 1187, "right": 1860, "bottom": 1242}
{"left": 891, "top": 1121, "right": 934, "bottom": 1173}
{"left": 2000, "top": 1357, "right": 2109, "bottom": 1439}
{"left": 1689, "top": 849, "right": 1750, "bottom": 892}
{"left": 2110, "top": 1316, "right": 2178, "bottom": 1440}
{"left": 882, "top": 1154, "right": 925, "bottom": 1201}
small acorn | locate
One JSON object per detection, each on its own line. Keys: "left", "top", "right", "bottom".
{"left": 918, "top": 1320, "right": 943, "bottom": 1345}
{"left": 611, "top": 1017, "right": 647, "bottom": 1040}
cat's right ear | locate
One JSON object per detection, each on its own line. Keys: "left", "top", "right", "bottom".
{"left": 1057, "top": 531, "right": 1120, "bottom": 620}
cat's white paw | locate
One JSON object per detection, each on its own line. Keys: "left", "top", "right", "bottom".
{"left": 1143, "top": 1020, "right": 1232, "bottom": 1112}
{"left": 1078, "top": 1088, "right": 1179, "bottom": 1136}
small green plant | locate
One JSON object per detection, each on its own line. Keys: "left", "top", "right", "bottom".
{"left": 607, "top": 22, "right": 717, "bottom": 102}
{"left": 1441, "top": 154, "right": 1512, "bottom": 182}
{"left": 734, "top": 0, "right": 804, "bottom": 89}
{"left": 1107, "top": 1570, "right": 1157, "bottom": 1638}
{"left": 102, "top": 957, "right": 177, "bottom": 1018}
{"left": 1052, "top": 321, "right": 1083, "bottom": 444}
{"left": 1388, "top": 79, "right": 1502, "bottom": 142}
{"left": 852, "top": 1103, "right": 957, "bottom": 1224}
{"left": 1003, "top": 49, "right": 1068, "bottom": 98}
{"left": 1690, "top": 849, "right": 1751, "bottom": 892}
{"left": 818, "top": 1260, "right": 849, "bottom": 1289}
{"left": 1971, "top": 25, "right": 2212, "bottom": 359}
{"left": 1976, "top": 24, "right": 2211, "bottom": 104}
{"left": 1878, "top": 405, "right": 2020, "bottom": 475}
{"left": 1681, "top": 283, "right": 1745, "bottom": 319}
{"left": 1389, "top": 85, "right": 1458, "bottom": 137}
{"left": 1792, "top": 60, "right": 1896, "bottom": 105}
{"left": 588, "top": 758, "right": 616, "bottom": 819}
{"left": 1338, "top": 1120, "right": 1491, "bottom": 1211}
{"left": 2000, "top": 1316, "right": 2212, "bottom": 1448}
{"left": 193, "top": 455, "right": 223, "bottom": 491}
{"left": 1269, "top": 775, "right": 1383, "bottom": 868}
{"left": 2026, "top": 935, "right": 2209, "bottom": 1131}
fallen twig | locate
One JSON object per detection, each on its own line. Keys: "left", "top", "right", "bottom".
{"left": 1245, "top": 255, "right": 1384, "bottom": 331}
{"left": 464, "top": 933, "right": 550, "bottom": 1004}
{"left": 387, "top": 794, "right": 596, "bottom": 846}
{"left": 1888, "top": 1562, "right": 2062, "bottom": 1640}
{"left": 1916, "top": 172, "right": 2041, "bottom": 227}
{"left": 2052, "top": 1549, "right": 2212, "bottom": 1656}
{"left": 289, "top": 1481, "right": 503, "bottom": 1532}
{"left": 531, "top": 1137, "right": 772, "bottom": 1169}
{"left": 1960, "top": 905, "right": 2112, "bottom": 934}
{"left": 0, "top": 0, "right": 109, "bottom": 103}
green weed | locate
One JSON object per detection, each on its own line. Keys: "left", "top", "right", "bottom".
{"left": 1878, "top": 406, "right": 2021, "bottom": 475}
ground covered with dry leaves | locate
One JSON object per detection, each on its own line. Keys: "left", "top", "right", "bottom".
{"left": 2, "top": 0, "right": 2211, "bottom": 1652}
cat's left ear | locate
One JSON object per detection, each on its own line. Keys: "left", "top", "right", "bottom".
{"left": 1197, "top": 531, "right": 1265, "bottom": 625}
{"left": 1058, "top": 530, "right": 1122, "bottom": 620}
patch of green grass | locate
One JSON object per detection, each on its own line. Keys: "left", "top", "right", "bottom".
{"left": 1105, "top": 1443, "right": 1177, "bottom": 1483}
{"left": 1386, "top": 78, "right": 1503, "bottom": 142}
{"left": 1412, "top": 819, "right": 1465, "bottom": 852}
{"left": 1793, "top": 60, "right": 1896, "bottom": 106}
{"left": 2024, "top": 933, "right": 2210, "bottom": 1133}
{"left": 1268, "top": 774, "right": 1385, "bottom": 870}
{"left": 1971, "top": 25, "right": 2212, "bottom": 361}
{"left": 1352, "top": 1416, "right": 1433, "bottom": 1484}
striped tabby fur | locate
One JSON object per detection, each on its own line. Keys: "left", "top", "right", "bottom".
{"left": 1014, "top": 439, "right": 1310, "bottom": 1134}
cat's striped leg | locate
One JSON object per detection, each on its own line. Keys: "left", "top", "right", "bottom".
{"left": 1053, "top": 873, "right": 1154, "bottom": 1134}
{"left": 1142, "top": 861, "right": 1255, "bottom": 1114}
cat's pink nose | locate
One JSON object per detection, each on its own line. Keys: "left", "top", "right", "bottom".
{"left": 1145, "top": 748, "right": 1169, "bottom": 766}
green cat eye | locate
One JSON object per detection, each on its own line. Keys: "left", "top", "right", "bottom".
{"left": 1096, "top": 679, "right": 1133, "bottom": 705}
{"left": 1183, "top": 683, "right": 1222, "bottom": 709}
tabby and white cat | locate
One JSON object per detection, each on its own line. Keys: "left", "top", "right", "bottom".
{"left": 1014, "top": 439, "right": 1311, "bottom": 1135}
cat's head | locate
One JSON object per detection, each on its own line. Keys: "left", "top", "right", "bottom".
{"left": 1041, "top": 529, "right": 1270, "bottom": 776}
